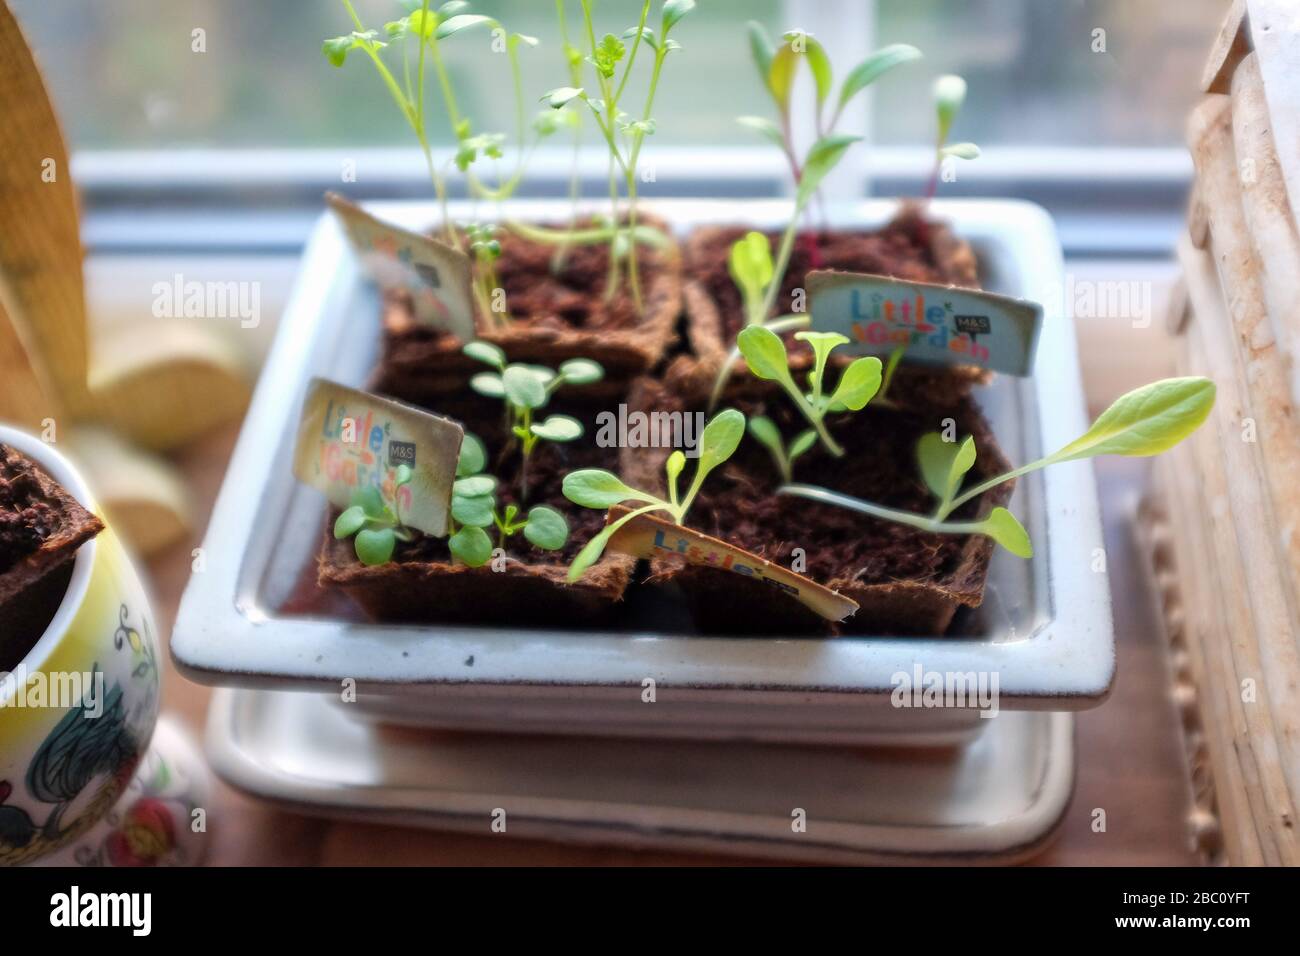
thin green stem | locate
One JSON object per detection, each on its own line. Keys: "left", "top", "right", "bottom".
{"left": 943, "top": 459, "right": 1048, "bottom": 517}
{"left": 612, "top": 2, "right": 652, "bottom": 106}
{"left": 707, "top": 313, "right": 810, "bottom": 412}
{"left": 759, "top": 207, "right": 806, "bottom": 322}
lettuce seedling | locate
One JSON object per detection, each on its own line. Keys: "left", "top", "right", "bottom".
{"left": 333, "top": 465, "right": 416, "bottom": 566}
{"left": 561, "top": 408, "right": 744, "bottom": 581}
{"left": 707, "top": 231, "right": 814, "bottom": 409}
{"left": 925, "top": 74, "right": 980, "bottom": 200}
{"left": 737, "top": 326, "right": 882, "bottom": 460}
{"left": 537, "top": 0, "right": 696, "bottom": 309}
{"left": 782, "top": 376, "right": 1217, "bottom": 557}
{"left": 446, "top": 431, "right": 569, "bottom": 566}
{"left": 464, "top": 340, "right": 604, "bottom": 501}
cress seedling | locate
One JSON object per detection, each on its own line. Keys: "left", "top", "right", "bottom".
{"left": 464, "top": 340, "right": 604, "bottom": 502}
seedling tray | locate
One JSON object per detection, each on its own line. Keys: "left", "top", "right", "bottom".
{"left": 172, "top": 199, "right": 1113, "bottom": 745}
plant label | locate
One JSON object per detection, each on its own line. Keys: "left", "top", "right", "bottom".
{"left": 326, "top": 192, "right": 475, "bottom": 341}
{"left": 604, "top": 505, "right": 860, "bottom": 622}
{"left": 292, "top": 378, "right": 463, "bottom": 536}
{"left": 807, "top": 271, "right": 1043, "bottom": 376}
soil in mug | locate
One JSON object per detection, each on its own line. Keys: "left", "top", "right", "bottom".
{"left": 0, "top": 444, "right": 103, "bottom": 672}
{"left": 689, "top": 211, "right": 974, "bottom": 343}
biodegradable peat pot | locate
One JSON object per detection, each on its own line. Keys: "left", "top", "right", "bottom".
{"left": 669, "top": 205, "right": 982, "bottom": 399}
{"left": 623, "top": 373, "right": 1013, "bottom": 636}
{"left": 371, "top": 215, "right": 683, "bottom": 407}
{"left": 316, "top": 400, "right": 634, "bottom": 626}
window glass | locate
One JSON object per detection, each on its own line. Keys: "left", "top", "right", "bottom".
{"left": 11, "top": 0, "right": 1225, "bottom": 151}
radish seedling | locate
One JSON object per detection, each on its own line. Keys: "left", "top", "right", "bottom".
{"left": 333, "top": 465, "right": 416, "bottom": 566}
{"left": 464, "top": 341, "right": 604, "bottom": 502}
{"left": 447, "top": 431, "right": 569, "bottom": 566}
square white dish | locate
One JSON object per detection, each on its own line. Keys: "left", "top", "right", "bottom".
{"left": 172, "top": 198, "right": 1113, "bottom": 742}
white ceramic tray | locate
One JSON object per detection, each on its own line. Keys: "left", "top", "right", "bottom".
{"left": 172, "top": 199, "right": 1113, "bottom": 744}
{"left": 206, "top": 687, "right": 1074, "bottom": 865}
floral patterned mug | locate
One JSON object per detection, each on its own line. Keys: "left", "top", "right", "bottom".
{"left": 0, "top": 426, "right": 206, "bottom": 866}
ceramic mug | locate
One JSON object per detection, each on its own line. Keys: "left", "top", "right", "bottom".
{"left": 0, "top": 426, "right": 161, "bottom": 865}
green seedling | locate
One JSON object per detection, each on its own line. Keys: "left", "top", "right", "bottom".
{"left": 446, "top": 431, "right": 569, "bottom": 567}
{"left": 333, "top": 465, "right": 416, "bottom": 566}
{"left": 782, "top": 376, "right": 1217, "bottom": 557}
{"left": 561, "top": 408, "right": 744, "bottom": 581}
{"left": 707, "top": 231, "right": 812, "bottom": 409}
{"left": 737, "top": 27, "right": 921, "bottom": 324}
{"left": 464, "top": 341, "right": 604, "bottom": 501}
{"left": 925, "top": 74, "right": 980, "bottom": 200}
{"left": 538, "top": 0, "right": 696, "bottom": 308}
{"left": 737, "top": 326, "right": 882, "bottom": 459}
{"left": 325, "top": 1, "right": 561, "bottom": 328}
{"left": 465, "top": 222, "right": 506, "bottom": 326}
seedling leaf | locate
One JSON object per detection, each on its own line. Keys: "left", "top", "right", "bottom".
{"left": 941, "top": 142, "right": 980, "bottom": 160}
{"left": 531, "top": 414, "right": 583, "bottom": 442}
{"left": 917, "top": 433, "right": 976, "bottom": 504}
{"left": 746, "top": 21, "right": 775, "bottom": 83}
{"left": 1050, "top": 377, "right": 1216, "bottom": 462}
{"left": 448, "top": 525, "right": 493, "bottom": 567}
{"left": 502, "top": 365, "right": 547, "bottom": 409}
{"left": 453, "top": 475, "right": 496, "bottom": 497}
{"left": 464, "top": 340, "right": 506, "bottom": 370}
{"left": 355, "top": 527, "right": 396, "bottom": 566}
{"left": 934, "top": 74, "right": 967, "bottom": 141}
{"left": 470, "top": 372, "right": 505, "bottom": 399}
{"left": 558, "top": 358, "right": 604, "bottom": 385}
{"left": 737, "top": 325, "right": 795, "bottom": 388}
{"left": 978, "top": 507, "right": 1032, "bottom": 558}
{"left": 797, "top": 133, "right": 862, "bottom": 204}
{"left": 737, "top": 115, "right": 784, "bottom": 149}
{"left": 436, "top": 14, "right": 494, "bottom": 39}
{"left": 543, "top": 86, "right": 586, "bottom": 109}
{"left": 563, "top": 470, "right": 658, "bottom": 509}
{"left": 838, "top": 43, "right": 921, "bottom": 112}
{"left": 451, "top": 493, "right": 495, "bottom": 528}
{"left": 350, "top": 485, "right": 385, "bottom": 517}
{"left": 334, "top": 505, "right": 367, "bottom": 539}
{"left": 663, "top": 0, "right": 695, "bottom": 33}
{"left": 747, "top": 415, "right": 782, "bottom": 453}
{"left": 789, "top": 429, "right": 817, "bottom": 460}
{"left": 827, "top": 355, "right": 883, "bottom": 411}
{"left": 696, "top": 408, "right": 745, "bottom": 480}
{"left": 524, "top": 505, "right": 569, "bottom": 550}
{"left": 729, "top": 232, "right": 774, "bottom": 320}
{"left": 457, "top": 432, "right": 487, "bottom": 477}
